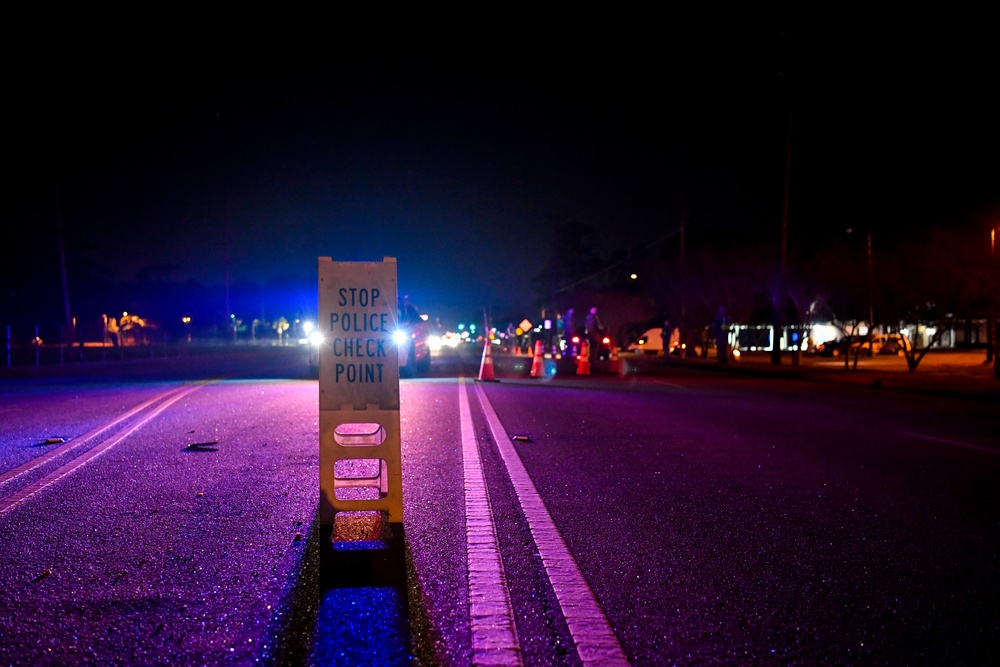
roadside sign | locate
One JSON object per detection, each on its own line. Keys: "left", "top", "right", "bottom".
{"left": 318, "top": 257, "right": 402, "bottom": 530}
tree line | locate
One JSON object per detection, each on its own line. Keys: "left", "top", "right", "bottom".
{"left": 534, "top": 219, "right": 998, "bottom": 370}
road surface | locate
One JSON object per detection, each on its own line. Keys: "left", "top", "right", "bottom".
{"left": 1, "top": 346, "right": 997, "bottom": 665}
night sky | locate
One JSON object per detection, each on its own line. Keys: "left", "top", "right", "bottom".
{"left": 5, "top": 14, "right": 997, "bottom": 331}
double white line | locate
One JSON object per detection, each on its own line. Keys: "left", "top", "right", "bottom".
{"left": 0, "top": 383, "right": 207, "bottom": 516}
{"left": 459, "top": 377, "right": 630, "bottom": 666}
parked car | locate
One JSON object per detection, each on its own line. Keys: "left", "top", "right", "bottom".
{"left": 851, "top": 333, "right": 912, "bottom": 356}
{"left": 814, "top": 337, "right": 845, "bottom": 357}
{"left": 812, "top": 335, "right": 862, "bottom": 357}
{"left": 814, "top": 333, "right": 912, "bottom": 358}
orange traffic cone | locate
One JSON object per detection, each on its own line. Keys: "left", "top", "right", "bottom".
{"left": 609, "top": 345, "right": 621, "bottom": 374}
{"left": 478, "top": 340, "right": 498, "bottom": 381}
{"left": 577, "top": 341, "right": 591, "bottom": 375}
{"left": 530, "top": 340, "right": 545, "bottom": 377}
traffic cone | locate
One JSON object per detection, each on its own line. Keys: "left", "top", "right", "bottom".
{"left": 530, "top": 340, "right": 544, "bottom": 378}
{"left": 609, "top": 345, "right": 621, "bottom": 374}
{"left": 577, "top": 341, "right": 591, "bottom": 375}
{"left": 478, "top": 340, "right": 498, "bottom": 381}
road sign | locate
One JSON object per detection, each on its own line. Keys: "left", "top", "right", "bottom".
{"left": 318, "top": 257, "right": 402, "bottom": 531}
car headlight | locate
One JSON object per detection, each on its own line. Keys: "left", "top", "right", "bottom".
{"left": 309, "top": 330, "right": 325, "bottom": 347}
{"left": 392, "top": 330, "right": 409, "bottom": 346}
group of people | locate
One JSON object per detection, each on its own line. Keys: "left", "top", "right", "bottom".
{"left": 662, "top": 306, "right": 731, "bottom": 363}
{"left": 561, "top": 306, "right": 608, "bottom": 363}
{"left": 509, "top": 304, "right": 734, "bottom": 364}
{"left": 500, "top": 305, "right": 608, "bottom": 363}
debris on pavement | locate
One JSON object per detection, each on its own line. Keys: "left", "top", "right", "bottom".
{"left": 183, "top": 441, "right": 219, "bottom": 452}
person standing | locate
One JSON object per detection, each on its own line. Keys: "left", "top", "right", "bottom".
{"left": 563, "top": 307, "right": 577, "bottom": 356}
{"left": 505, "top": 322, "right": 516, "bottom": 353}
{"left": 668, "top": 324, "right": 681, "bottom": 356}
{"left": 711, "top": 306, "right": 729, "bottom": 363}
{"left": 585, "top": 306, "right": 605, "bottom": 362}
{"left": 662, "top": 318, "right": 680, "bottom": 356}
{"left": 105, "top": 314, "right": 120, "bottom": 347}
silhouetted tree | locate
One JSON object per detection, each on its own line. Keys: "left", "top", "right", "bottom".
{"left": 879, "top": 228, "right": 985, "bottom": 372}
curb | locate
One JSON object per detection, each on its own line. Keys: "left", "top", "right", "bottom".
{"left": 645, "top": 355, "right": 1000, "bottom": 405}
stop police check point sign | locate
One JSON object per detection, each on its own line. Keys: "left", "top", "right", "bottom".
{"left": 327, "top": 288, "right": 392, "bottom": 385}
{"left": 318, "top": 257, "right": 402, "bottom": 531}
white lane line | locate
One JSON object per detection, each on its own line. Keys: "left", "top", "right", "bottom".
{"left": 0, "top": 382, "right": 205, "bottom": 488}
{"left": 473, "top": 382, "right": 630, "bottom": 666}
{"left": 898, "top": 431, "right": 998, "bottom": 455}
{"left": 0, "top": 384, "right": 205, "bottom": 516}
{"left": 459, "top": 378, "right": 523, "bottom": 666}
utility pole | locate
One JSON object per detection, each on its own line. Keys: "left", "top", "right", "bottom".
{"left": 772, "top": 77, "right": 793, "bottom": 366}
{"left": 679, "top": 203, "right": 687, "bottom": 353}
{"left": 988, "top": 230, "right": 994, "bottom": 364}
{"left": 56, "top": 198, "right": 73, "bottom": 346}
{"left": 987, "top": 227, "right": 1000, "bottom": 380}
{"left": 867, "top": 228, "right": 874, "bottom": 329}
{"left": 224, "top": 202, "right": 234, "bottom": 344}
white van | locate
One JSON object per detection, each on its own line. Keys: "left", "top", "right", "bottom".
{"left": 627, "top": 328, "right": 664, "bottom": 354}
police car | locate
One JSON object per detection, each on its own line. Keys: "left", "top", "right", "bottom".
{"left": 395, "top": 299, "right": 431, "bottom": 377}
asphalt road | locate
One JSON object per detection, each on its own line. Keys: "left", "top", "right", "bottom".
{"left": 1, "top": 345, "right": 997, "bottom": 665}
{"left": 0, "top": 353, "right": 319, "bottom": 665}
{"left": 475, "top": 372, "right": 998, "bottom": 665}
